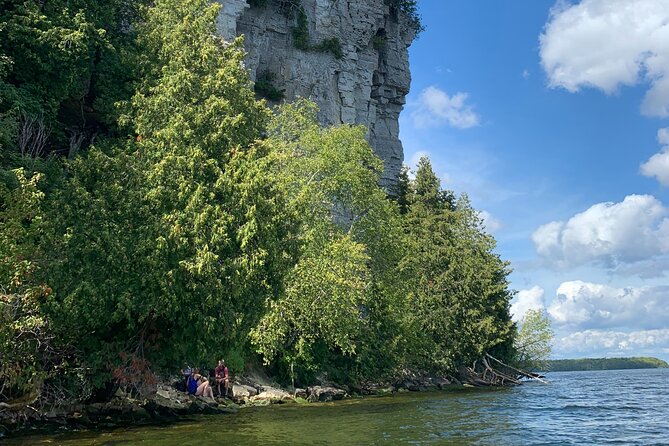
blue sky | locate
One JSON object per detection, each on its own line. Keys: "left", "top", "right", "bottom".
{"left": 399, "top": 0, "right": 669, "bottom": 361}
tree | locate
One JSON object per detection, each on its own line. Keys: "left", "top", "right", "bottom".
{"left": 514, "top": 309, "right": 553, "bottom": 372}
{"left": 250, "top": 100, "right": 408, "bottom": 383}
{"left": 0, "top": 0, "right": 143, "bottom": 159}
{"left": 392, "top": 165, "right": 411, "bottom": 215}
{"left": 42, "top": 0, "right": 287, "bottom": 388}
{"left": 412, "top": 156, "right": 454, "bottom": 211}
{"left": 400, "top": 158, "right": 515, "bottom": 373}
{"left": 0, "top": 169, "right": 50, "bottom": 402}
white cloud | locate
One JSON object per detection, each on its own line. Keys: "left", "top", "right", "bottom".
{"left": 411, "top": 86, "right": 480, "bottom": 129}
{"left": 522, "top": 69, "right": 530, "bottom": 79}
{"left": 532, "top": 195, "right": 669, "bottom": 269}
{"left": 613, "top": 256, "right": 669, "bottom": 278}
{"left": 548, "top": 281, "right": 669, "bottom": 330}
{"left": 540, "top": 0, "right": 669, "bottom": 117}
{"left": 510, "top": 286, "right": 545, "bottom": 322}
{"left": 641, "top": 128, "right": 669, "bottom": 186}
{"left": 478, "top": 210, "right": 502, "bottom": 234}
{"left": 554, "top": 328, "right": 669, "bottom": 356}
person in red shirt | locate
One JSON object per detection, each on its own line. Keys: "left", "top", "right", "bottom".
{"left": 214, "top": 359, "right": 229, "bottom": 397}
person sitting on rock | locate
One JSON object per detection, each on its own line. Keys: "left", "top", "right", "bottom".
{"left": 181, "top": 365, "right": 193, "bottom": 392}
{"left": 193, "top": 369, "right": 215, "bottom": 401}
{"left": 186, "top": 367, "right": 199, "bottom": 395}
{"left": 214, "top": 359, "right": 229, "bottom": 397}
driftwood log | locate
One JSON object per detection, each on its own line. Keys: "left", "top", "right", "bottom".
{"left": 460, "top": 353, "right": 548, "bottom": 386}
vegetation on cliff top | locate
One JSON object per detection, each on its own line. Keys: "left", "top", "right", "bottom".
{"left": 1, "top": 0, "right": 518, "bottom": 408}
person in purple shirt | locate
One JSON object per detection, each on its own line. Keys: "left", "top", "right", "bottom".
{"left": 214, "top": 359, "right": 229, "bottom": 397}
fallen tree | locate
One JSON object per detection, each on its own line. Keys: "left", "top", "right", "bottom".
{"left": 460, "top": 353, "right": 548, "bottom": 386}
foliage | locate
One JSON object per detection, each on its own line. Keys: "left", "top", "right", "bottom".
{"left": 288, "top": 5, "right": 342, "bottom": 58}
{"left": 547, "top": 357, "right": 669, "bottom": 372}
{"left": 0, "top": 0, "right": 518, "bottom": 400}
{"left": 384, "top": 0, "right": 424, "bottom": 34}
{"left": 0, "top": 0, "right": 142, "bottom": 159}
{"left": 0, "top": 168, "right": 50, "bottom": 401}
{"left": 254, "top": 70, "right": 285, "bottom": 101}
{"left": 514, "top": 309, "right": 553, "bottom": 372}
{"left": 42, "top": 0, "right": 287, "bottom": 386}
{"left": 372, "top": 34, "right": 387, "bottom": 51}
{"left": 291, "top": 8, "right": 311, "bottom": 51}
{"left": 399, "top": 157, "right": 515, "bottom": 372}
{"left": 312, "top": 38, "right": 343, "bottom": 59}
{"left": 250, "top": 100, "right": 407, "bottom": 383}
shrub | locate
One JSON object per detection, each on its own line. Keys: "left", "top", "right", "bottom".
{"left": 292, "top": 8, "right": 311, "bottom": 50}
{"left": 254, "top": 70, "right": 285, "bottom": 101}
{"left": 313, "top": 37, "right": 343, "bottom": 59}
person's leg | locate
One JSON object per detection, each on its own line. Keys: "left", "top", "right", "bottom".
{"left": 205, "top": 385, "right": 214, "bottom": 400}
{"left": 196, "top": 381, "right": 206, "bottom": 396}
{"left": 224, "top": 378, "right": 229, "bottom": 397}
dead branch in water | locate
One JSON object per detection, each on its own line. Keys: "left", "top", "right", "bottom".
{"left": 461, "top": 353, "right": 550, "bottom": 386}
{"left": 485, "top": 354, "right": 549, "bottom": 384}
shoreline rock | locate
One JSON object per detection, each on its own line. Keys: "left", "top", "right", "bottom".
{"left": 1, "top": 373, "right": 461, "bottom": 439}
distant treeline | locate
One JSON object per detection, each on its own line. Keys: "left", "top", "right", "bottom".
{"left": 547, "top": 357, "right": 669, "bottom": 372}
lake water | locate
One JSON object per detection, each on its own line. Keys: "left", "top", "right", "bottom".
{"left": 5, "top": 368, "right": 669, "bottom": 445}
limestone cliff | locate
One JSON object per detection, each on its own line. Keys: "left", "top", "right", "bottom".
{"left": 216, "top": 0, "right": 416, "bottom": 188}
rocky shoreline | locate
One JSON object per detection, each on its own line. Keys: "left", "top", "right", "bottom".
{"left": 0, "top": 373, "right": 460, "bottom": 438}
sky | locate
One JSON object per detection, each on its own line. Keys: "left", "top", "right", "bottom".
{"left": 399, "top": 0, "right": 669, "bottom": 361}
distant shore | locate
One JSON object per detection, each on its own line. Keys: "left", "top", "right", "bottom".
{"left": 546, "top": 357, "right": 669, "bottom": 372}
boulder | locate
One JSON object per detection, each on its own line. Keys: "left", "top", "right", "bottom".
{"left": 231, "top": 384, "right": 259, "bottom": 401}
{"left": 231, "top": 384, "right": 250, "bottom": 400}
{"left": 250, "top": 386, "right": 292, "bottom": 404}
{"left": 145, "top": 386, "right": 192, "bottom": 415}
{"left": 294, "top": 388, "right": 307, "bottom": 399}
{"left": 307, "top": 386, "right": 347, "bottom": 403}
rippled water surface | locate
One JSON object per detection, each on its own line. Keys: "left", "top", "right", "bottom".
{"left": 6, "top": 368, "right": 669, "bottom": 445}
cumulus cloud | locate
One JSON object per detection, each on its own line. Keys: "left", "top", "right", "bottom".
{"left": 554, "top": 328, "right": 669, "bottom": 356}
{"left": 478, "top": 210, "right": 502, "bottom": 234}
{"left": 612, "top": 256, "right": 669, "bottom": 279}
{"left": 411, "top": 86, "right": 480, "bottom": 129}
{"left": 540, "top": 0, "right": 669, "bottom": 117}
{"left": 548, "top": 280, "right": 669, "bottom": 330}
{"left": 510, "top": 286, "right": 545, "bottom": 322}
{"left": 641, "top": 128, "right": 669, "bottom": 186}
{"left": 532, "top": 195, "right": 669, "bottom": 269}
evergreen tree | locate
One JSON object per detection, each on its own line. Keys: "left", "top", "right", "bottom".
{"left": 0, "top": 0, "right": 142, "bottom": 160}
{"left": 412, "top": 156, "right": 454, "bottom": 211}
{"left": 401, "top": 157, "right": 515, "bottom": 372}
{"left": 393, "top": 165, "right": 411, "bottom": 215}
{"left": 43, "top": 0, "right": 287, "bottom": 386}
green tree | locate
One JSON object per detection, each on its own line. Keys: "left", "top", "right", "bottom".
{"left": 401, "top": 158, "right": 515, "bottom": 373}
{"left": 393, "top": 165, "right": 411, "bottom": 214}
{"left": 250, "top": 100, "right": 408, "bottom": 383}
{"left": 412, "top": 156, "right": 454, "bottom": 211}
{"left": 0, "top": 168, "right": 50, "bottom": 401}
{"left": 0, "top": 0, "right": 142, "bottom": 160}
{"left": 514, "top": 309, "right": 553, "bottom": 372}
{"left": 42, "top": 0, "right": 287, "bottom": 388}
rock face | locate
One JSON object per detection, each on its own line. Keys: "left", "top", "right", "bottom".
{"left": 216, "top": 0, "right": 416, "bottom": 189}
